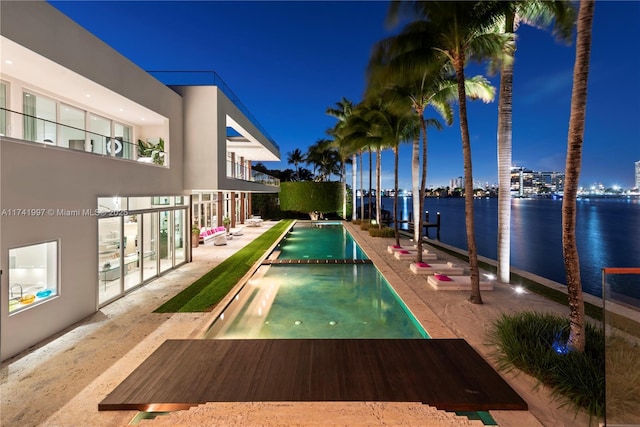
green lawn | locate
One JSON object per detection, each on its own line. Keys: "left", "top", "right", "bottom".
{"left": 155, "top": 220, "right": 293, "bottom": 313}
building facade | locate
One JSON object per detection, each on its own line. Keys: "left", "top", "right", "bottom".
{"left": 0, "top": 1, "right": 279, "bottom": 361}
{"left": 510, "top": 167, "right": 565, "bottom": 197}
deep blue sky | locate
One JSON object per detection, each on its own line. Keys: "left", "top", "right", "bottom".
{"left": 50, "top": 1, "right": 640, "bottom": 190}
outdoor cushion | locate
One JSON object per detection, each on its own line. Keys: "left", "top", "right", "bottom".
{"left": 434, "top": 274, "right": 452, "bottom": 281}
{"left": 417, "top": 262, "right": 430, "bottom": 268}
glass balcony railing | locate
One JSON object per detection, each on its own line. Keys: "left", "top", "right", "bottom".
{"left": 602, "top": 267, "right": 640, "bottom": 426}
{"left": 0, "top": 108, "right": 168, "bottom": 166}
{"left": 226, "top": 160, "right": 279, "bottom": 187}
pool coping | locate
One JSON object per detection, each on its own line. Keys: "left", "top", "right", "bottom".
{"left": 343, "top": 221, "right": 458, "bottom": 339}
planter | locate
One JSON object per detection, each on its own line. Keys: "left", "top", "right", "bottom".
{"left": 191, "top": 231, "right": 200, "bottom": 248}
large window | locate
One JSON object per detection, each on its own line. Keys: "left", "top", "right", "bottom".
{"left": 9, "top": 241, "right": 58, "bottom": 314}
{"left": 114, "top": 121, "right": 133, "bottom": 159}
{"left": 23, "top": 92, "right": 56, "bottom": 143}
{"left": 60, "top": 104, "right": 86, "bottom": 150}
{"left": 0, "top": 81, "right": 7, "bottom": 136}
{"left": 90, "top": 113, "right": 111, "bottom": 155}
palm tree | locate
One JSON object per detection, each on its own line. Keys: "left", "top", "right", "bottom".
{"left": 495, "top": 1, "right": 576, "bottom": 284}
{"left": 563, "top": 0, "right": 595, "bottom": 353}
{"left": 386, "top": 2, "right": 507, "bottom": 288}
{"left": 370, "top": 34, "right": 494, "bottom": 263}
{"left": 361, "top": 90, "right": 419, "bottom": 242}
{"left": 287, "top": 148, "right": 306, "bottom": 181}
{"left": 327, "top": 98, "right": 356, "bottom": 219}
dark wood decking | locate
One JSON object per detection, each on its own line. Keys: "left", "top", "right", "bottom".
{"left": 262, "top": 259, "right": 373, "bottom": 265}
{"left": 99, "top": 339, "right": 527, "bottom": 412}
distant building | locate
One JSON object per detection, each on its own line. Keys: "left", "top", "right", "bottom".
{"left": 449, "top": 176, "right": 463, "bottom": 190}
{"left": 635, "top": 160, "right": 640, "bottom": 189}
{"left": 510, "top": 167, "right": 565, "bottom": 197}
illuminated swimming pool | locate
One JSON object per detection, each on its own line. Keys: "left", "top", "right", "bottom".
{"left": 204, "top": 223, "right": 428, "bottom": 339}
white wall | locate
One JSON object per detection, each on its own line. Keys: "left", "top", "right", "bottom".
{"left": 0, "top": 0, "right": 187, "bottom": 360}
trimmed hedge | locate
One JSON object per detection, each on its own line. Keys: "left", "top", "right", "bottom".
{"left": 279, "top": 181, "right": 342, "bottom": 214}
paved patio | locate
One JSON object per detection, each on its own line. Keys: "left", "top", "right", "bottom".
{"left": 0, "top": 220, "right": 594, "bottom": 426}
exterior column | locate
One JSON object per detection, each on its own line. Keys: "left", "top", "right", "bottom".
{"left": 230, "top": 192, "right": 236, "bottom": 228}
{"left": 240, "top": 192, "right": 246, "bottom": 223}
{"left": 217, "top": 192, "right": 223, "bottom": 226}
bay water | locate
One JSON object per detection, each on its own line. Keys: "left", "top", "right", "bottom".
{"left": 358, "top": 196, "right": 640, "bottom": 306}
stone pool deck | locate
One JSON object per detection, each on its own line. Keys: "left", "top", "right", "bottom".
{"left": 0, "top": 220, "right": 595, "bottom": 426}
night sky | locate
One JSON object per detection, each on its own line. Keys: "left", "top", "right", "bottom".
{"left": 49, "top": 0, "right": 640, "bottom": 190}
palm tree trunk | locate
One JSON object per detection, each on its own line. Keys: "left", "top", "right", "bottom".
{"left": 412, "top": 115, "right": 421, "bottom": 245}
{"left": 351, "top": 154, "right": 357, "bottom": 221}
{"left": 564, "top": 0, "right": 594, "bottom": 353}
{"left": 376, "top": 148, "right": 382, "bottom": 229}
{"left": 393, "top": 146, "right": 400, "bottom": 245}
{"left": 359, "top": 151, "right": 364, "bottom": 220}
{"left": 455, "top": 53, "right": 482, "bottom": 304}
{"left": 368, "top": 148, "right": 373, "bottom": 221}
{"left": 497, "top": 12, "right": 515, "bottom": 284}
{"left": 342, "top": 161, "right": 347, "bottom": 219}
{"left": 417, "top": 114, "right": 428, "bottom": 264}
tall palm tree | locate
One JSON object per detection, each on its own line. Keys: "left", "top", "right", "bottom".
{"left": 386, "top": 2, "right": 508, "bottom": 293}
{"left": 563, "top": 0, "right": 595, "bottom": 353}
{"left": 369, "top": 35, "right": 494, "bottom": 263}
{"left": 327, "top": 98, "right": 356, "bottom": 219}
{"left": 495, "top": 0, "right": 576, "bottom": 284}
{"left": 306, "top": 139, "right": 338, "bottom": 181}
{"left": 361, "top": 93, "right": 419, "bottom": 241}
{"left": 339, "top": 101, "right": 388, "bottom": 226}
{"left": 287, "top": 148, "right": 306, "bottom": 181}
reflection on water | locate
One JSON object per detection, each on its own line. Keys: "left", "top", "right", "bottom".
{"left": 206, "top": 264, "right": 427, "bottom": 339}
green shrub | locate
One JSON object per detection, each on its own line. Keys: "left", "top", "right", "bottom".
{"left": 369, "top": 226, "right": 395, "bottom": 238}
{"left": 488, "top": 311, "right": 605, "bottom": 417}
{"left": 360, "top": 222, "right": 371, "bottom": 231}
{"left": 155, "top": 220, "right": 293, "bottom": 312}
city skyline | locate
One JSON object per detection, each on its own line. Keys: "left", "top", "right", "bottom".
{"left": 50, "top": 1, "right": 640, "bottom": 189}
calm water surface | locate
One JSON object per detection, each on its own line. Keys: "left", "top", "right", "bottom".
{"left": 365, "top": 197, "right": 640, "bottom": 304}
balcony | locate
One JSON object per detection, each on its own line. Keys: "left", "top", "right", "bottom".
{"left": 0, "top": 108, "right": 168, "bottom": 166}
{"left": 227, "top": 159, "right": 279, "bottom": 187}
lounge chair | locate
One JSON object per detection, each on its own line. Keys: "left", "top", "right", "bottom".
{"left": 212, "top": 226, "right": 227, "bottom": 246}
{"left": 387, "top": 245, "right": 414, "bottom": 254}
{"left": 409, "top": 261, "right": 464, "bottom": 275}
{"left": 247, "top": 216, "right": 263, "bottom": 227}
{"left": 427, "top": 274, "right": 493, "bottom": 291}
{"left": 394, "top": 250, "right": 437, "bottom": 260}
{"left": 229, "top": 227, "right": 244, "bottom": 236}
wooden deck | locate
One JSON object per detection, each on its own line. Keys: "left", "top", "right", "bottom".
{"left": 99, "top": 339, "right": 527, "bottom": 412}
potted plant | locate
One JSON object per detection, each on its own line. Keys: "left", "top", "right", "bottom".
{"left": 191, "top": 223, "right": 201, "bottom": 248}
{"left": 222, "top": 216, "right": 231, "bottom": 232}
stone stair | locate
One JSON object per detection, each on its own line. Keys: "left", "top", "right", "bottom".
{"left": 136, "top": 401, "right": 487, "bottom": 426}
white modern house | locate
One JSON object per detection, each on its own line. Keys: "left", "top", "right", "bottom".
{"left": 0, "top": 0, "right": 280, "bottom": 361}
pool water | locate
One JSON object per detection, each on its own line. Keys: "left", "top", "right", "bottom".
{"left": 277, "top": 224, "right": 368, "bottom": 260}
{"left": 205, "top": 223, "right": 428, "bottom": 339}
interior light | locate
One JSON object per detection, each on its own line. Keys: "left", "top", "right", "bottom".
{"left": 5, "top": 60, "right": 12, "bottom": 64}
{"left": 85, "top": 94, "right": 91, "bottom": 98}
{"left": 484, "top": 273, "right": 496, "bottom": 280}
{"left": 514, "top": 286, "right": 526, "bottom": 294}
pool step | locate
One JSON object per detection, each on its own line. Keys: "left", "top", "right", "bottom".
{"left": 262, "top": 259, "right": 372, "bottom": 265}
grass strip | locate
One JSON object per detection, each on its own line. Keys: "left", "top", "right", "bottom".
{"left": 155, "top": 220, "right": 293, "bottom": 313}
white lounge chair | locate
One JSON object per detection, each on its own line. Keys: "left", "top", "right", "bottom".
{"left": 427, "top": 274, "right": 493, "bottom": 291}
{"left": 229, "top": 227, "right": 244, "bottom": 236}
{"left": 394, "top": 250, "right": 437, "bottom": 260}
{"left": 247, "top": 216, "right": 263, "bottom": 227}
{"left": 409, "top": 261, "right": 464, "bottom": 275}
